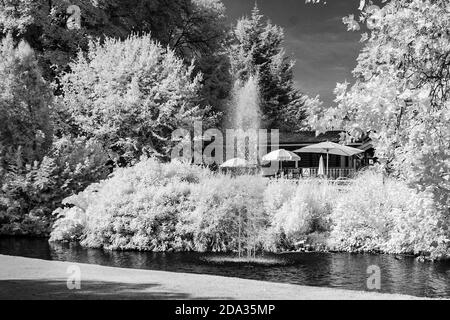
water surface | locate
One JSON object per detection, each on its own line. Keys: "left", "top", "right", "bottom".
{"left": 0, "top": 237, "right": 448, "bottom": 298}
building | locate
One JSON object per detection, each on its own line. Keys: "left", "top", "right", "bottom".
{"left": 263, "top": 131, "right": 376, "bottom": 179}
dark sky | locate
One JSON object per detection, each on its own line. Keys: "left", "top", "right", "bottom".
{"left": 222, "top": 0, "right": 363, "bottom": 107}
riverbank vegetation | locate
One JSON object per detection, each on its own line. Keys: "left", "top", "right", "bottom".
{"left": 50, "top": 158, "right": 449, "bottom": 260}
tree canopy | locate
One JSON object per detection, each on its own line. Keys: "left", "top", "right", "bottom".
{"left": 0, "top": 35, "right": 53, "bottom": 164}
{"left": 0, "top": 0, "right": 230, "bottom": 96}
{"left": 229, "top": 5, "right": 312, "bottom": 131}
{"left": 308, "top": 0, "right": 450, "bottom": 213}
{"left": 58, "top": 34, "right": 205, "bottom": 165}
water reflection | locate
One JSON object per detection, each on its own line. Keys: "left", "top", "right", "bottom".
{"left": 0, "top": 237, "right": 448, "bottom": 298}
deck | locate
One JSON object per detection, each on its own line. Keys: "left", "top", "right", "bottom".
{"left": 263, "top": 167, "right": 356, "bottom": 180}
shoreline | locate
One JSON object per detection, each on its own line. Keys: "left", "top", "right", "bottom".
{"left": 0, "top": 235, "right": 438, "bottom": 262}
{"left": 0, "top": 254, "right": 428, "bottom": 300}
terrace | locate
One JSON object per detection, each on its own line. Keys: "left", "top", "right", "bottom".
{"left": 260, "top": 131, "right": 376, "bottom": 180}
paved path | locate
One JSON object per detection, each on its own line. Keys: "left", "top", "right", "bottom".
{"left": 0, "top": 254, "right": 422, "bottom": 300}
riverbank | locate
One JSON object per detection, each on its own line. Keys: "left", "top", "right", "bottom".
{"left": 0, "top": 254, "right": 425, "bottom": 300}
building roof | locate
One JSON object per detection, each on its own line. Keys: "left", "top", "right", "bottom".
{"left": 279, "top": 131, "right": 344, "bottom": 145}
{"left": 277, "top": 131, "right": 373, "bottom": 150}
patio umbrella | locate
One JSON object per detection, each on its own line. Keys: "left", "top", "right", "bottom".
{"left": 295, "top": 141, "right": 364, "bottom": 177}
{"left": 220, "top": 158, "right": 250, "bottom": 168}
{"left": 262, "top": 149, "right": 301, "bottom": 171}
{"left": 318, "top": 156, "right": 325, "bottom": 176}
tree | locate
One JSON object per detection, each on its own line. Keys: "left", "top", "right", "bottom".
{"left": 108, "top": 0, "right": 232, "bottom": 123}
{"left": 229, "top": 5, "right": 310, "bottom": 131}
{"left": 58, "top": 34, "right": 205, "bottom": 165}
{"left": 164, "top": 0, "right": 231, "bottom": 125}
{"left": 0, "top": 0, "right": 231, "bottom": 117}
{"left": 0, "top": 135, "right": 110, "bottom": 236}
{"left": 198, "top": 51, "right": 232, "bottom": 125}
{"left": 0, "top": 0, "right": 111, "bottom": 80}
{"left": 308, "top": 0, "right": 450, "bottom": 214}
{"left": 0, "top": 34, "right": 53, "bottom": 165}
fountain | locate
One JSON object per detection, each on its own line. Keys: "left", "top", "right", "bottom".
{"left": 230, "top": 75, "right": 261, "bottom": 164}
{"left": 233, "top": 75, "right": 260, "bottom": 131}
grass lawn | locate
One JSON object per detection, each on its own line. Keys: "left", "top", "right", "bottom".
{"left": 0, "top": 254, "right": 425, "bottom": 300}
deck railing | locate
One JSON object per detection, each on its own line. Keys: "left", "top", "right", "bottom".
{"left": 283, "top": 167, "right": 356, "bottom": 180}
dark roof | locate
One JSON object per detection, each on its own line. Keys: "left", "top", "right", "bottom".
{"left": 279, "top": 131, "right": 344, "bottom": 144}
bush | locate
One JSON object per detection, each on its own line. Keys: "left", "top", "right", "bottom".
{"left": 0, "top": 136, "right": 109, "bottom": 236}
{"left": 51, "top": 158, "right": 205, "bottom": 249}
{"left": 185, "top": 174, "right": 267, "bottom": 253}
{"left": 78, "top": 159, "right": 208, "bottom": 251}
{"left": 386, "top": 191, "right": 449, "bottom": 259}
{"left": 264, "top": 179, "right": 335, "bottom": 251}
{"left": 328, "top": 171, "right": 450, "bottom": 258}
{"left": 51, "top": 158, "right": 269, "bottom": 254}
{"left": 263, "top": 179, "right": 297, "bottom": 216}
{"left": 50, "top": 160, "right": 450, "bottom": 260}
{"left": 49, "top": 207, "right": 86, "bottom": 242}
{"left": 49, "top": 182, "right": 102, "bottom": 242}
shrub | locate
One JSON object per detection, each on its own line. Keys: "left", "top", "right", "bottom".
{"left": 263, "top": 179, "right": 297, "bottom": 216}
{"left": 264, "top": 179, "right": 336, "bottom": 251}
{"left": 184, "top": 174, "right": 267, "bottom": 253}
{"left": 49, "top": 182, "right": 102, "bottom": 242}
{"left": 328, "top": 171, "right": 404, "bottom": 252}
{"left": 0, "top": 136, "right": 109, "bottom": 236}
{"left": 56, "top": 158, "right": 209, "bottom": 250}
{"left": 49, "top": 207, "right": 86, "bottom": 242}
{"left": 328, "top": 171, "right": 450, "bottom": 258}
{"left": 51, "top": 158, "right": 269, "bottom": 254}
{"left": 50, "top": 160, "right": 449, "bottom": 260}
{"left": 386, "top": 190, "right": 449, "bottom": 259}
{"left": 81, "top": 180, "right": 194, "bottom": 251}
